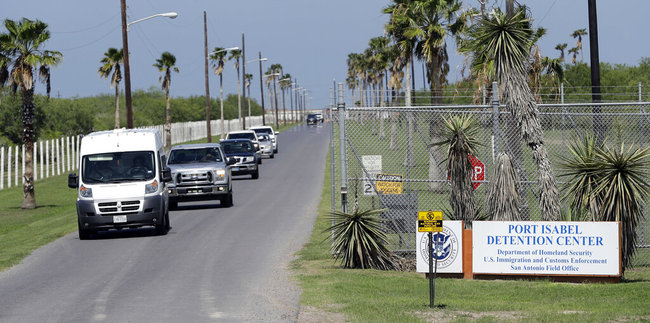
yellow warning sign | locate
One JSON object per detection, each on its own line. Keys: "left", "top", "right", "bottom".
{"left": 418, "top": 211, "right": 443, "bottom": 232}
{"left": 375, "top": 173, "right": 403, "bottom": 194}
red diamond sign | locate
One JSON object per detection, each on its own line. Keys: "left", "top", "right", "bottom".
{"left": 469, "top": 155, "right": 485, "bottom": 190}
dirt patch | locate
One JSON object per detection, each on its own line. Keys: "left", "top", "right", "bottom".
{"left": 298, "top": 305, "right": 348, "bottom": 323}
{"left": 413, "top": 309, "right": 524, "bottom": 322}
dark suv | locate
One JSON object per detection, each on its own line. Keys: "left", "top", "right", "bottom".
{"left": 306, "top": 113, "right": 318, "bottom": 125}
{"left": 220, "top": 139, "right": 260, "bottom": 179}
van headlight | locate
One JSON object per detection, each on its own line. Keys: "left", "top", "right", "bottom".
{"left": 79, "top": 185, "right": 93, "bottom": 198}
{"left": 145, "top": 180, "right": 159, "bottom": 194}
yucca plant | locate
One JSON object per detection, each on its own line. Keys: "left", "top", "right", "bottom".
{"left": 432, "top": 114, "right": 482, "bottom": 229}
{"left": 487, "top": 152, "right": 521, "bottom": 221}
{"left": 325, "top": 208, "right": 395, "bottom": 270}
{"left": 560, "top": 136, "right": 650, "bottom": 272}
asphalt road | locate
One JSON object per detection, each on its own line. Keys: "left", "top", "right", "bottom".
{"left": 0, "top": 122, "right": 331, "bottom": 322}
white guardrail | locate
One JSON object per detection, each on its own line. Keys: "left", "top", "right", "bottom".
{"left": 0, "top": 112, "right": 300, "bottom": 190}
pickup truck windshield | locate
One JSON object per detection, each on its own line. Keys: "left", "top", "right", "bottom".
{"left": 221, "top": 141, "right": 254, "bottom": 154}
{"left": 82, "top": 151, "right": 155, "bottom": 184}
{"left": 168, "top": 147, "right": 223, "bottom": 164}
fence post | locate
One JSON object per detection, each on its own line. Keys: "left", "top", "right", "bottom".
{"left": 491, "top": 81, "right": 501, "bottom": 161}
{"left": 330, "top": 84, "right": 337, "bottom": 217}
{"left": 639, "top": 82, "right": 642, "bottom": 102}
{"left": 39, "top": 140, "right": 44, "bottom": 179}
{"left": 33, "top": 143, "right": 37, "bottom": 181}
{"left": 7, "top": 146, "right": 11, "bottom": 188}
{"left": 1, "top": 147, "right": 4, "bottom": 190}
{"left": 338, "top": 82, "right": 348, "bottom": 214}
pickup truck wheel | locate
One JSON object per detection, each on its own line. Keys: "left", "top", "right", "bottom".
{"left": 169, "top": 201, "right": 178, "bottom": 210}
{"left": 252, "top": 170, "right": 259, "bottom": 179}
{"left": 221, "top": 192, "right": 233, "bottom": 207}
{"left": 274, "top": 147, "right": 278, "bottom": 153}
{"left": 258, "top": 158, "right": 262, "bottom": 165}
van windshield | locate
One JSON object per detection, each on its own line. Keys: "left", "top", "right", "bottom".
{"left": 82, "top": 151, "right": 155, "bottom": 184}
{"left": 168, "top": 147, "right": 223, "bottom": 164}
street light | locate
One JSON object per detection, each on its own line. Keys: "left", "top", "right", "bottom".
{"left": 120, "top": 0, "right": 178, "bottom": 128}
{"left": 127, "top": 12, "right": 178, "bottom": 31}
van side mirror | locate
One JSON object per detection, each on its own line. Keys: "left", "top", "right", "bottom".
{"left": 68, "top": 173, "right": 78, "bottom": 188}
{"left": 161, "top": 168, "right": 172, "bottom": 182}
{"left": 226, "top": 157, "right": 237, "bottom": 166}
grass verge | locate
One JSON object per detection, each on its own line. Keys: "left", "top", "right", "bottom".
{"left": 291, "top": 146, "right": 650, "bottom": 322}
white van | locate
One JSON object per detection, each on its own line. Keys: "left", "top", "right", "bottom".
{"left": 68, "top": 129, "right": 172, "bottom": 239}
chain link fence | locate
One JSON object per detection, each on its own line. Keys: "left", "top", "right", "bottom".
{"left": 330, "top": 93, "right": 650, "bottom": 267}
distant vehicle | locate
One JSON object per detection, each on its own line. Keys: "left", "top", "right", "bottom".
{"left": 220, "top": 139, "right": 260, "bottom": 179}
{"left": 225, "top": 130, "right": 262, "bottom": 163}
{"left": 315, "top": 113, "right": 324, "bottom": 123}
{"left": 306, "top": 113, "right": 318, "bottom": 125}
{"left": 256, "top": 133, "right": 274, "bottom": 159}
{"left": 250, "top": 126, "right": 279, "bottom": 153}
{"left": 166, "top": 143, "right": 235, "bottom": 209}
{"left": 67, "top": 128, "right": 172, "bottom": 239}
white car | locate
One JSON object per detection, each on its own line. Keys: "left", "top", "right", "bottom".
{"left": 256, "top": 134, "right": 274, "bottom": 158}
{"left": 250, "top": 126, "right": 279, "bottom": 153}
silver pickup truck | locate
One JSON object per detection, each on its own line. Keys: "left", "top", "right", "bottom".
{"left": 167, "top": 143, "right": 235, "bottom": 208}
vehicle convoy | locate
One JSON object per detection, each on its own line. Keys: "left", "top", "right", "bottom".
{"left": 250, "top": 126, "right": 279, "bottom": 153}
{"left": 68, "top": 129, "right": 172, "bottom": 239}
{"left": 256, "top": 134, "right": 274, "bottom": 158}
{"left": 220, "top": 139, "right": 260, "bottom": 179}
{"left": 166, "top": 143, "right": 235, "bottom": 209}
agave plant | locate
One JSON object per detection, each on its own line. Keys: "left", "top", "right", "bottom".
{"left": 325, "top": 208, "right": 395, "bottom": 270}
{"left": 432, "top": 114, "right": 482, "bottom": 228}
{"left": 560, "top": 136, "right": 650, "bottom": 272}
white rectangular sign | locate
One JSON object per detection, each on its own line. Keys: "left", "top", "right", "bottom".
{"left": 416, "top": 220, "right": 463, "bottom": 273}
{"left": 473, "top": 221, "right": 620, "bottom": 276}
{"left": 361, "top": 155, "right": 381, "bottom": 196}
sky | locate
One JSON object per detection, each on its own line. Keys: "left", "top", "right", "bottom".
{"left": 4, "top": 0, "right": 648, "bottom": 110}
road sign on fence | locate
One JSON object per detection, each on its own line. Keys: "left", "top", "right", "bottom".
{"left": 469, "top": 155, "right": 485, "bottom": 190}
{"left": 376, "top": 173, "right": 403, "bottom": 194}
{"left": 362, "top": 155, "right": 382, "bottom": 196}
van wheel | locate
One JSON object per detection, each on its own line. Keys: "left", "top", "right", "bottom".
{"left": 156, "top": 211, "right": 170, "bottom": 235}
{"left": 78, "top": 221, "right": 92, "bottom": 240}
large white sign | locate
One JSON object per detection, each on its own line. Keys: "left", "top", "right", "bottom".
{"left": 417, "top": 220, "right": 463, "bottom": 273}
{"left": 361, "top": 155, "right": 381, "bottom": 196}
{"left": 473, "top": 221, "right": 620, "bottom": 276}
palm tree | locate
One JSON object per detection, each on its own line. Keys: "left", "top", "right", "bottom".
{"left": 461, "top": 8, "right": 561, "bottom": 221}
{"left": 432, "top": 115, "right": 482, "bottom": 228}
{"left": 571, "top": 28, "right": 587, "bottom": 62}
{"left": 153, "top": 51, "right": 179, "bottom": 152}
{"left": 269, "top": 63, "right": 283, "bottom": 129}
{"left": 385, "top": 0, "right": 474, "bottom": 191}
{"left": 559, "top": 136, "right": 650, "bottom": 272}
{"left": 0, "top": 18, "right": 62, "bottom": 209}
{"left": 209, "top": 47, "right": 229, "bottom": 139}
{"left": 98, "top": 48, "right": 124, "bottom": 129}
{"left": 245, "top": 73, "right": 253, "bottom": 121}
{"left": 228, "top": 49, "right": 243, "bottom": 128}
{"left": 554, "top": 43, "right": 567, "bottom": 62}
{"left": 279, "top": 73, "right": 291, "bottom": 125}
{"left": 568, "top": 47, "right": 579, "bottom": 65}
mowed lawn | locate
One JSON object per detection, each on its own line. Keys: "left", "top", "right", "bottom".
{"left": 292, "top": 146, "right": 650, "bottom": 322}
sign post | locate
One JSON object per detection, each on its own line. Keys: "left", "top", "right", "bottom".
{"left": 418, "top": 210, "right": 443, "bottom": 308}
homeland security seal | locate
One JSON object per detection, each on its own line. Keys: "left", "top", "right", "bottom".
{"left": 419, "top": 225, "right": 459, "bottom": 269}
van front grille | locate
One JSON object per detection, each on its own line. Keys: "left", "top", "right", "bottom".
{"left": 97, "top": 200, "right": 141, "bottom": 214}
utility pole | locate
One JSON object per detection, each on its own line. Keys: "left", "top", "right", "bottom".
{"left": 588, "top": 0, "right": 604, "bottom": 144}
{"left": 203, "top": 11, "right": 212, "bottom": 142}
{"left": 120, "top": 0, "right": 133, "bottom": 128}
{"left": 241, "top": 33, "right": 246, "bottom": 129}
{"left": 258, "top": 51, "right": 266, "bottom": 125}
{"left": 506, "top": 0, "right": 514, "bottom": 18}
